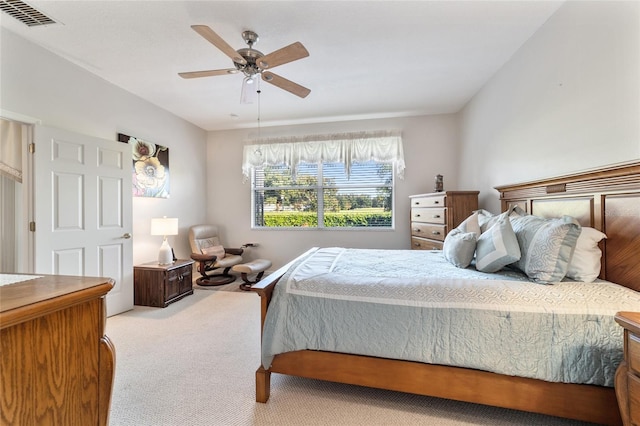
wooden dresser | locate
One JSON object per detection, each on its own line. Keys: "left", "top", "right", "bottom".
{"left": 0, "top": 274, "right": 115, "bottom": 426}
{"left": 615, "top": 311, "right": 640, "bottom": 426}
{"left": 409, "top": 191, "right": 479, "bottom": 250}
{"left": 134, "top": 259, "right": 194, "bottom": 307}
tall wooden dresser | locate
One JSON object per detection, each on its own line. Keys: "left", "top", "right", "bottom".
{"left": 0, "top": 274, "right": 115, "bottom": 426}
{"left": 409, "top": 191, "right": 479, "bottom": 250}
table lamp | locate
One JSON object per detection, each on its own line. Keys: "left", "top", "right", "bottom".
{"left": 151, "top": 217, "right": 178, "bottom": 265}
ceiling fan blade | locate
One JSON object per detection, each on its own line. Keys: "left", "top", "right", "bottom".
{"left": 257, "top": 42, "right": 309, "bottom": 69}
{"left": 191, "top": 25, "right": 247, "bottom": 65}
{"left": 262, "top": 72, "right": 311, "bottom": 98}
{"left": 178, "top": 69, "right": 238, "bottom": 79}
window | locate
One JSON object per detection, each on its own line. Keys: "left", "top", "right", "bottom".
{"left": 244, "top": 131, "right": 404, "bottom": 229}
{"left": 252, "top": 160, "right": 394, "bottom": 228}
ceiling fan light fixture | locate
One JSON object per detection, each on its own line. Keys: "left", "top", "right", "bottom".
{"left": 240, "top": 76, "right": 259, "bottom": 104}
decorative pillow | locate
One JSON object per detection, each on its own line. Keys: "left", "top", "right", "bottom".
{"left": 509, "top": 214, "right": 581, "bottom": 283}
{"left": 475, "top": 212, "right": 521, "bottom": 273}
{"left": 508, "top": 205, "right": 527, "bottom": 217}
{"left": 477, "top": 206, "right": 526, "bottom": 233}
{"left": 566, "top": 227, "right": 607, "bottom": 282}
{"left": 456, "top": 211, "right": 481, "bottom": 236}
{"left": 201, "top": 245, "right": 225, "bottom": 259}
{"left": 443, "top": 229, "right": 478, "bottom": 268}
{"left": 475, "top": 209, "right": 497, "bottom": 233}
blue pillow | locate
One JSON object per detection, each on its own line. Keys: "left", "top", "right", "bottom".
{"left": 475, "top": 212, "right": 521, "bottom": 273}
{"left": 443, "top": 229, "right": 477, "bottom": 268}
{"left": 509, "top": 214, "right": 581, "bottom": 283}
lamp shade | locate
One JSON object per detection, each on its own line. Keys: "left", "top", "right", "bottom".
{"left": 150, "top": 217, "right": 178, "bottom": 236}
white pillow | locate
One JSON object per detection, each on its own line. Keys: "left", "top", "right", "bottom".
{"left": 456, "top": 211, "right": 481, "bottom": 236}
{"left": 201, "top": 245, "right": 225, "bottom": 259}
{"left": 566, "top": 227, "right": 607, "bottom": 282}
{"left": 443, "top": 229, "right": 478, "bottom": 268}
{"left": 475, "top": 209, "right": 497, "bottom": 233}
{"left": 475, "top": 212, "right": 521, "bottom": 273}
{"left": 477, "top": 206, "right": 526, "bottom": 233}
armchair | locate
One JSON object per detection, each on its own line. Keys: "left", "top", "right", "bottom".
{"left": 189, "top": 225, "right": 244, "bottom": 286}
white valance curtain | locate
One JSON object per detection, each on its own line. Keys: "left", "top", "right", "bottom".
{"left": 242, "top": 130, "right": 405, "bottom": 181}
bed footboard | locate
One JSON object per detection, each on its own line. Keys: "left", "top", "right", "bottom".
{"left": 262, "top": 350, "right": 621, "bottom": 425}
{"left": 251, "top": 249, "right": 317, "bottom": 403}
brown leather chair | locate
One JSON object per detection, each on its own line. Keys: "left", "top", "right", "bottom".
{"left": 189, "top": 225, "right": 244, "bottom": 286}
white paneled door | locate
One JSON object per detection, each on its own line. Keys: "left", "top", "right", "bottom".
{"left": 33, "top": 125, "right": 133, "bottom": 316}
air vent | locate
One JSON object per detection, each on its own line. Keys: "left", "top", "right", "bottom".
{"left": 0, "top": 0, "right": 56, "bottom": 27}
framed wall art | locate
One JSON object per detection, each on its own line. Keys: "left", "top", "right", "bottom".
{"left": 118, "top": 133, "right": 170, "bottom": 198}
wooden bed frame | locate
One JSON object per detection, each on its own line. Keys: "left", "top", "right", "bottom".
{"left": 251, "top": 160, "right": 640, "bottom": 425}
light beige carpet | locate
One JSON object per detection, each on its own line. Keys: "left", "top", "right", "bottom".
{"left": 105, "top": 289, "right": 601, "bottom": 426}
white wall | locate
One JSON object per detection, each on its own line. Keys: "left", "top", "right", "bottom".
{"left": 458, "top": 1, "right": 640, "bottom": 212}
{"left": 1, "top": 28, "right": 208, "bottom": 267}
{"left": 207, "top": 114, "right": 462, "bottom": 269}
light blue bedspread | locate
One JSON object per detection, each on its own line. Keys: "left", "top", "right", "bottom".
{"left": 261, "top": 248, "right": 640, "bottom": 386}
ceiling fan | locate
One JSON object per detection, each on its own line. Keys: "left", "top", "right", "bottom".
{"left": 179, "top": 25, "right": 310, "bottom": 103}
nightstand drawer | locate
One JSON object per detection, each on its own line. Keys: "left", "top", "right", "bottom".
{"left": 411, "top": 208, "right": 446, "bottom": 224}
{"left": 629, "top": 332, "right": 640, "bottom": 375}
{"left": 411, "top": 195, "right": 446, "bottom": 208}
{"left": 411, "top": 222, "right": 446, "bottom": 241}
{"left": 411, "top": 237, "right": 443, "bottom": 250}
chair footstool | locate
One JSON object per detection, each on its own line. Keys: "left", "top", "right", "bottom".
{"left": 232, "top": 259, "right": 272, "bottom": 291}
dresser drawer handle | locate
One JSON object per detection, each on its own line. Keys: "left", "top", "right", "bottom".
{"left": 434, "top": 200, "right": 440, "bottom": 204}
{"left": 433, "top": 215, "right": 441, "bottom": 219}
{"left": 432, "top": 231, "right": 441, "bottom": 235}
{"left": 415, "top": 214, "right": 421, "bottom": 217}
{"left": 413, "top": 228, "right": 421, "bottom": 233}
{"left": 414, "top": 242, "right": 421, "bottom": 247}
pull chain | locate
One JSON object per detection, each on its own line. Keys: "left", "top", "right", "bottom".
{"left": 257, "top": 83, "right": 262, "bottom": 140}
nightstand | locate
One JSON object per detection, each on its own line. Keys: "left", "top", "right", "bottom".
{"left": 133, "top": 259, "right": 194, "bottom": 307}
{"left": 615, "top": 311, "right": 640, "bottom": 426}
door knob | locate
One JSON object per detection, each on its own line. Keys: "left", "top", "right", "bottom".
{"left": 121, "top": 233, "right": 132, "bottom": 239}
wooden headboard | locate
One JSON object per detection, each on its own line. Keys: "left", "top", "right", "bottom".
{"left": 495, "top": 160, "right": 640, "bottom": 292}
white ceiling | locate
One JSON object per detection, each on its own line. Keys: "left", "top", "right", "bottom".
{"left": 0, "top": 1, "right": 564, "bottom": 131}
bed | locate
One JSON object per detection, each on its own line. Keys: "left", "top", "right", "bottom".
{"left": 250, "top": 160, "right": 640, "bottom": 425}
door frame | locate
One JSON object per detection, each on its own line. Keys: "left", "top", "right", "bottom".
{"left": 0, "top": 110, "right": 39, "bottom": 273}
